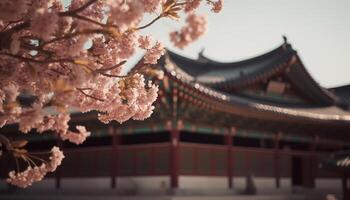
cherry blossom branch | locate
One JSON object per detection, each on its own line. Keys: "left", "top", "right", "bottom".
{"left": 27, "top": 154, "right": 47, "bottom": 164}
{"left": 41, "top": 29, "right": 107, "bottom": 47}
{"left": 0, "top": 0, "right": 97, "bottom": 51}
{"left": 69, "top": 13, "right": 107, "bottom": 27}
{"left": 59, "top": 0, "right": 98, "bottom": 16}
{"left": 0, "top": 52, "right": 74, "bottom": 64}
{"left": 76, "top": 88, "right": 105, "bottom": 102}
{"left": 0, "top": 0, "right": 222, "bottom": 189}
{"left": 98, "top": 72, "right": 129, "bottom": 78}
{"left": 0, "top": 21, "right": 30, "bottom": 51}
{"left": 23, "top": 156, "right": 38, "bottom": 167}
{"left": 94, "top": 60, "right": 129, "bottom": 78}
{"left": 206, "top": 0, "right": 216, "bottom": 5}
{"left": 136, "top": 15, "right": 163, "bottom": 30}
{"left": 66, "top": 13, "right": 121, "bottom": 30}
{"left": 136, "top": 1, "right": 186, "bottom": 31}
{"left": 1, "top": 21, "right": 30, "bottom": 33}
{"left": 96, "top": 60, "right": 127, "bottom": 72}
{"left": 0, "top": 134, "right": 13, "bottom": 151}
{"left": 0, "top": 19, "right": 23, "bottom": 32}
{"left": 15, "top": 157, "right": 20, "bottom": 172}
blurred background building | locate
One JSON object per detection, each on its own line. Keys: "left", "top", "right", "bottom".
{"left": 1, "top": 40, "right": 350, "bottom": 200}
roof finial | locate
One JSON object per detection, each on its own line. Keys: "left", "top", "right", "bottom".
{"left": 198, "top": 47, "right": 206, "bottom": 61}
{"left": 282, "top": 35, "right": 288, "bottom": 44}
{"left": 199, "top": 48, "right": 205, "bottom": 57}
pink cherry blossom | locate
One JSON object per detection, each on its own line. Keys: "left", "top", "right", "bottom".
{"left": 0, "top": 0, "right": 28, "bottom": 21}
{"left": 141, "top": 0, "right": 163, "bottom": 13}
{"left": 7, "top": 165, "right": 47, "bottom": 188}
{"left": 211, "top": 0, "right": 223, "bottom": 13}
{"left": 47, "top": 146, "right": 65, "bottom": 172}
{"left": 184, "top": 0, "right": 201, "bottom": 13}
{"left": 31, "top": 8, "right": 58, "bottom": 40}
{"left": 18, "top": 105, "right": 44, "bottom": 133}
{"left": 138, "top": 35, "right": 153, "bottom": 49}
{"left": 108, "top": 0, "right": 144, "bottom": 31}
{"left": 2, "top": 83, "right": 19, "bottom": 103}
{"left": 0, "top": 0, "right": 223, "bottom": 188}
{"left": 6, "top": 146, "right": 64, "bottom": 188}
{"left": 61, "top": 125, "right": 91, "bottom": 145}
{"left": 10, "top": 34, "right": 21, "bottom": 55}
{"left": 115, "top": 31, "right": 138, "bottom": 60}
{"left": 170, "top": 13, "right": 207, "bottom": 49}
{"left": 144, "top": 41, "right": 165, "bottom": 64}
{"left": 98, "top": 74, "right": 159, "bottom": 124}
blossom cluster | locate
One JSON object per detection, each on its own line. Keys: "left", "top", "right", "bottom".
{"left": 0, "top": 0, "right": 223, "bottom": 187}
{"left": 6, "top": 146, "right": 64, "bottom": 188}
{"left": 170, "top": 13, "right": 208, "bottom": 49}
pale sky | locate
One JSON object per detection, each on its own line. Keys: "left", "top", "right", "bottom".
{"left": 64, "top": 0, "right": 350, "bottom": 88}
{"left": 138, "top": 0, "right": 350, "bottom": 88}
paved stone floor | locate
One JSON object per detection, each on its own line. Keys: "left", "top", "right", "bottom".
{"left": 0, "top": 195, "right": 307, "bottom": 200}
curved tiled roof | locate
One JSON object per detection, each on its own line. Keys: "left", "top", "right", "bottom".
{"left": 165, "top": 42, "right": 338, "bottom": 106}
{"left": 329, "top": 85, "right": 350, "bottom": 109}
{"left": 167, "top": 44, "right": 294, "bottom": 87}
{"left": 164, "top": 63, "right": 350, "bottom": 124}
{"left": 161, "top": 42, "right": 350, "bottom": 124}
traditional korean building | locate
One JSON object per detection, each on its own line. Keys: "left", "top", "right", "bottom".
{"left": 1, "top": 39, "right": 350, "bottom": 197}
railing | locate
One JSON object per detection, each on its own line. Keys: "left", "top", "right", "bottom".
{"left": 60, "top": 143, "right": 171, "bottom": 177}
{"left": 0, "top": 142, "right": 337, "bottom": 184}
{"left": 52, "top": 142, "right": 332, "bottom": 177}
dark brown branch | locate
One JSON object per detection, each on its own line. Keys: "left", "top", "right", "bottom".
{"left": 99, "top": 72, "right": 129, "bottom": 78}
{"left": 77, "top": 88, "right": 105, "bottom": 102}
{"left": 96, "top": 60, "right": 126, "bottom": 72}
{"left": 0, "top": 52, "right": 73, "bottom": 64}
{"left": 59, "top": 0, "right": 98, "bottom": 16}
{"left": 0, "top": 134, "right": 13, "bottom": 151}
{"left": 0, "top": 21, "right": 30, "bottom": 51}
{"left": 41, "top": 29, "right": 107, "bottom": 47}
{"left": 136, "top": 15, "right": 163, "bottom": 30}
{"left": 70, "top": 13, "right": 106, "bottom": 27}
{"left": 77, "top": 87, "right": 93, "bottom": 90}
{"left": 0, "top": 19, "right": 24, "bottom": 32}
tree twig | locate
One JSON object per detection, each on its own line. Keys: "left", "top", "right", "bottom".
{"left": 0, "top": 52, "right": 74, "bottom": 64}
{"left": 59, "top": 0, "right": 98, "bottom": 16}
{"left": 41, "top": 29, "right": 107, "bottom": 47}
{"left": 77, "top": 88, "right": 105, "bottom": 102}
{"left": 136, "top": 15, "right": 163, "bottom": 30}
{"left": 96, "top": 60, "right": 126, "bottom": 72}
{"left": 0, "top": 134, "right": 13, "bottom": 151}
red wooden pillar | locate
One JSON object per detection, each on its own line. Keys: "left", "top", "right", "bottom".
{"left": 170, "top": 127, "right": 180, "bottom": 189}
{"left": 110, "top": 126, "right": 119, "bottom": 189}
{"left": 274, "top": 132, "right": 281, "bottom": 189}
{"left": 225, "top": 127, "right": 235, "bottom": 189}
